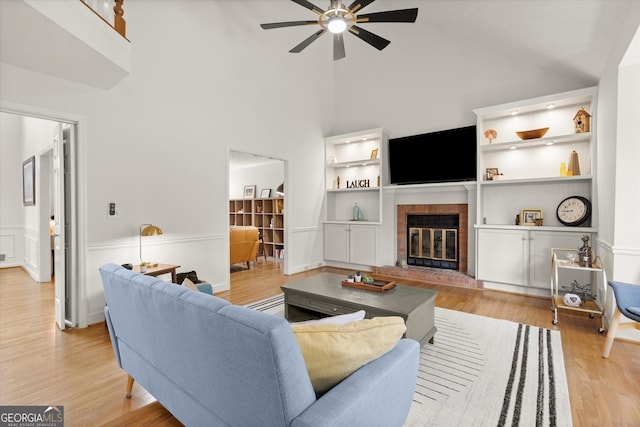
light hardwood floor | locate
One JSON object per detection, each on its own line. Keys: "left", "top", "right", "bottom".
{"left": 1, "top": 263, "right": 638, "bottom": 426}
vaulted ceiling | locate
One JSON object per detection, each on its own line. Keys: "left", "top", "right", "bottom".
{"left": 254, "top": 0, "right": 632, "bottom": 83}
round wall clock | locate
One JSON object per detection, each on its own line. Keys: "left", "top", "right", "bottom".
{"left": 556, "top": 196, "right": 591, "bottom": 226}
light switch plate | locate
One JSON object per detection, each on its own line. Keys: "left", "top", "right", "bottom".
{"left": 107, "top": 202, "right": 119, "bottom": 219}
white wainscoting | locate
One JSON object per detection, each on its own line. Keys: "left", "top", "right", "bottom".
{"left": 287, "top": 226, "right": 325, "bottom": 274}
{"left": 85, "top": 233, "right": 229, "bottom": 326}
{"left": 22, "top": 227, "right": 40, "bottom": 281}
{"left": 0, "top": 225, "right": 22, "bottom": 268}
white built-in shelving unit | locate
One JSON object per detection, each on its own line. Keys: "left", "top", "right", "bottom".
{"left": 323, "top": 128, "right": 388, "bottom": 267}
{"left": 474, "top": 86, "right": 599, "bottom": 295}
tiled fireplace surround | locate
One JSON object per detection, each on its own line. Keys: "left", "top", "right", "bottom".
{"left": 374, "top": 204, "right": 481, "bottom": 289}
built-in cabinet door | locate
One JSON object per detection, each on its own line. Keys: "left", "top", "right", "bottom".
{"left": 349, "top": 224, "right": 378, "bottom": 266}
{"left": 324, "top": 224, "right": 350, "bottom": 262}
{"left": 477, "top": 229, "right": 527, "bottom": 286}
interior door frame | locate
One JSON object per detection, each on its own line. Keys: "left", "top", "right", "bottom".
{"left": 226, "top": 148, "right": 288, "bottom": 288}
{"left": 1, "top": 100, "right": 87, "bottom": 328}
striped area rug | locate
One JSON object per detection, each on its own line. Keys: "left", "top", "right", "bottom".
{"left": 247, "top": 295, "right": 572, "bottom": 427}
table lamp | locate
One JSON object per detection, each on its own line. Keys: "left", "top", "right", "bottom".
{"left": 139, "top": 224, "right": 163, "bottom": 267}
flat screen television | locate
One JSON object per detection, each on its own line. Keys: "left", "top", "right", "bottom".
{"left": 388, "top": 125, "right": 477, "bottom": 185}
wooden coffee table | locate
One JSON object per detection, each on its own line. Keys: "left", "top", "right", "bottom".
{"left": 281, "top": 272, "right": 438, "bottom": 346}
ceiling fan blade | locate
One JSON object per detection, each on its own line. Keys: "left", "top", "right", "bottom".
{"left": 333, "top": 33, "right": 346, "bottom": 61}
{"left": 357, "top": 8, "right": 418, "bottom": 23}
{"left": 291, "top": 0, "right": 325, "bottom": 15}
{"left": 349, "top": 25, "right": 390, "bottom": 51}
{"left": 261, "top": 21, "right": 317, "bottom": 30}
{"left": 289, "top": 29, "right": 327, "bottom": 53}
{"left": 347, "top": 0, "right": 376, "bottom": 13}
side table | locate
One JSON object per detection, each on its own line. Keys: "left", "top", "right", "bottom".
{"left": 133, "top": 263, "right": 181, "bottom": 283}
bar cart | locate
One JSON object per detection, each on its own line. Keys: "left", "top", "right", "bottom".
{"left": 550, "top": 248, "right": 606, "bottom": 332}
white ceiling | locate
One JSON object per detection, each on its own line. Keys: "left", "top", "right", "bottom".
{"left": 255, "top": 0, "right": 632, "bottom": 83}
{"left": 2, "top": 1, "right": 631, "bottom": 90}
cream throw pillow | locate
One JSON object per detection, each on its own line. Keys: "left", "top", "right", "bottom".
{"left": 182, "top": 277, "right": 199, "bottom": 291}
{"left": 291, "top": 316, "right": 406, "bottom": 394}
{"left": 291, "top": 310, "right": 365, "bottom": 326}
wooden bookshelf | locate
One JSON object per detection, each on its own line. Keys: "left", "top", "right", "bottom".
{"left": 229, "top": 197, "right": 284, "bottom": 259}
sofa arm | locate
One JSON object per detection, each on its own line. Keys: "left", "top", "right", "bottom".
{"left": 195, "top": 282, "right": 213, "bottom": 295}
{"left": 291, "top": 339, "right": 419, "bottom": 427}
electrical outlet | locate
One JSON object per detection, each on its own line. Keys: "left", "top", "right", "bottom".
{"left": 107, "top": 202, "right": 119, "bottom": 219}
{"left": 0, "top": 254, "right": 5, "bottom": 262}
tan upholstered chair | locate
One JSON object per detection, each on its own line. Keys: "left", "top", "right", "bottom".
{"left": 230, "top": 226, "right": 260, "bottom": 269}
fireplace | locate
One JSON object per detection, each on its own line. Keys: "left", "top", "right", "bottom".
{"left": 373, "top": 203, "right": 478, "bottom": 288}
{"left": 407, "top": 214, "right": 459, "bottom": 270}
{"left": 396, "top": 204, "right": 468, "bottom": 274}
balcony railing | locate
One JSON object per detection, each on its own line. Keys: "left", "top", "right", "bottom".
{"left": 80, "top": 0, "right": 126, "bottom": 39}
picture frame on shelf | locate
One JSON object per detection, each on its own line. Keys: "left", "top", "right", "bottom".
{"left": 520, "top": 208, "right": 543, "bottom": 226}
{"left": 485, "top": 167, "right": 499, "bottom": 181}
{"left": 370, "top": 148, "right": 378, "bottom": 159}
{"left": 243, "top": 185, "right": 256, "bottom": 199}
{"left": 260, "top": 188, "right": 271, "bottom": 198}
{"left": 22, "top": 156, "right": 35, "bottom": 206}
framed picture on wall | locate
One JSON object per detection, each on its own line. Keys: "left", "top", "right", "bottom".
{"left": 23, "top": 156, "right": 35, "bottom": 206}
{"left": 260, "top": 188, "right": 271, "bottom": 198}
{"left": 244, "top": 185, "right": 256, "bottom": 199}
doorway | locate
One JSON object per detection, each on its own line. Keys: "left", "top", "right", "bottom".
{"left": 0, "top": 110, "right": 78, "bottom": 329}
{"left": 227, "top": 149, "right": 286, "bottom": 284}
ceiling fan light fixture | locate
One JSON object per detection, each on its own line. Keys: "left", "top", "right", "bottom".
{"left": 260, "top": 1, "right": 419, "bottom": 60}
{"left": 327, "top": 17, "right": 347, "bottom": 33}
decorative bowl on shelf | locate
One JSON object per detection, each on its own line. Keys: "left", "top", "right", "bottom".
{"left": 516, "top": 127, "right": 549, "bottom": 140}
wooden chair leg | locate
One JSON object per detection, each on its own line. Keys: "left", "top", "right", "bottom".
{"left": 125, "top": 375, "right": 135, "bottom": 398}
{"left": 602, "top": 307, "right": 622, "bottom": 358}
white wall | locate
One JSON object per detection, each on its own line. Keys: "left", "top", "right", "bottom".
{"left": 229, "top": 160, "right": 284, "bottom": 200}
{"left": 589, "top": 5, "right": 640, "bottom": 342}
{"left": 614, "top": 26, "right": 640, "bottom": 282}
{"left": 597, "top": 4, "right": 640, "bottom": 281}
{"left": 0, "top": 113, "right": 24, "bottom": 267}
{"left": 0, "top": 112, "right": 57, "bottom": 278}
{"left": 0, "top": 1, "right": 333, "bottom": 326}
{"left": 332, "top": 13, "right": 594, "bottom": 139}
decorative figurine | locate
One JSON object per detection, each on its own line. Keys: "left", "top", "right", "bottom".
{"left": 578, "top": 234, "right": 593, "bottom": 267}
{"left": 484, "top": 129, "right": 497, "bottom": 144}
{"left": 567, "top": 150, "right": 581, "bottom": 176}
{"left": 573, "top": 107, "right": 591, "bottom": 133}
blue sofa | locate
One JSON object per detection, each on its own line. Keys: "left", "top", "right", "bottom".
{"left": 100, "top": 263, "right": 420, "bottom": 426}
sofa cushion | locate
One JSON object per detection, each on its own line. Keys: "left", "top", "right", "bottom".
{"left": 291, "top": 316, "right": 406, "bottom": 394}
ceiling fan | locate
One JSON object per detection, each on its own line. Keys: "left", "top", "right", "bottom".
{"left": 260, "top": 0, "right": 418, "bottom": 61}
